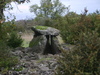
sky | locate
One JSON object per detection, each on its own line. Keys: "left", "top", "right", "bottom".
{"left": 4, "top": 0, "right": 100, "bottom": 21}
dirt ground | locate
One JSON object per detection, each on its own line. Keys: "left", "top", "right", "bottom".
{"left": 21, "top": 33, "right": 33, "bottom": 47}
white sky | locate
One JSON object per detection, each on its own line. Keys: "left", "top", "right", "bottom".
{"left": 4, "top": 0, "right": 100, "bottom": 20}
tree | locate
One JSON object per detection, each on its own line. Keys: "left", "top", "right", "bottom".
{"left": 0, "top": 0, "right": 30, "bottom": 20}
{"left": 0, "top": 0, "right": 29, "bottom": 44}
{"left": 0, "top": 0, "right": 30, "bottom": 40}
{"left": 30, "top": 0, "right": 67, "bottom": 19}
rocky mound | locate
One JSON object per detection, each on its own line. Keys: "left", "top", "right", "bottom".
{"left": 0, "top": 47, "right": 58, "bottom": 75}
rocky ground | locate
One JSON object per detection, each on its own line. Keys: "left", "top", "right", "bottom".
{"left": 0, "top": 30, "right": 73, "bottom": 75}
{"left": 1, "top": 47, "right": 59, "bottom": 75}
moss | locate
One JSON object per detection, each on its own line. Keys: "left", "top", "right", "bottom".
{"left": 37, "top": 58, "right": 52, "bottom": 63}
{"left": 29, "top": 36, "right": 43, "bottom": 47}
{"left": 1, "top": 68, "right": 9, "bottom": 75}
{"left": 22, "top": 40, "right": 30, "bottom": 48}
{"left": 14, "top": 66, "right": 23, "bottom": 71}
{"left": 35, "top": 26, "right": 48, "bottom": 30}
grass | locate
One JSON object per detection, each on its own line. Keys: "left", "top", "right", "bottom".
{"left": 37, "top": 58, "right": 52, "bottom": 63}
{"left": 22, "top": 40, "right": 30, "bottom": 47}
{"left": 35, "top": 26, "right": 48, "bottom": 30}
{"left": 14, "top": 66, "right": 23, "bottom": 71}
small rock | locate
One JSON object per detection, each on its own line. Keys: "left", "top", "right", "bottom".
{"left": 12, "top": 51, "right": 23, "bottom": 57}
{"left": 21, "top": 69, "right": 28, "bottom": 74}
{"left": 39, "top": 66, "right": 49, "bottom": 71}
{"left": 12, "top": 71, "right": 19, "bottom": 75}
{"left": 23, "top": 56, "right": 30, "bottom": 61}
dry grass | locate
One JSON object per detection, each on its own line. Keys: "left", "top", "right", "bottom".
{"left": 21, "top": 33, "right": 33, "bottom": 41}
{"left": 21, "top": 33, "right": 33, "bottom": 47}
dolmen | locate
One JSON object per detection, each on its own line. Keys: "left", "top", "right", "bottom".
{"left": 29, "top": 26, "right": 61, "bottom": 54}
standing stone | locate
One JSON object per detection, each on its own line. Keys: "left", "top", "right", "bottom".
{"left": 29, "top": 26, "right": 61, "bottom": 54}
{"left": 29, "top": 35, "right": 47, "bottom": 54}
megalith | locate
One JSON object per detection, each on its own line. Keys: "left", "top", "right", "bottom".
{"left": 29, "top": 26, "right": 61, "bottom": 54}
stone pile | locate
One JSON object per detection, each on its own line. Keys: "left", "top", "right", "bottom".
{"left": 0, "top": 47, "right": 58, "bottom": 75}
{"left": 0, "top": 26, "right": 71, "bottom": 75}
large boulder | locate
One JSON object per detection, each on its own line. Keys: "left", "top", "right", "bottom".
{"left": 29, "top": 35, "right": 47, "bottom": 54}
{"left": 29, "top": 26, "right": 61, "bottom": 54}
{"left": 31, "top": 26, "right": 60, "bottom": 36}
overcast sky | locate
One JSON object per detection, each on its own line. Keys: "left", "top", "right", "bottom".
{"left": 4, "top": 0, "right": 100, "bottom": 20}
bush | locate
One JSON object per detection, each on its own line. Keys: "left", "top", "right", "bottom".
{"left": 0, "top": 20, "right": 23, "bottom": 48}
{"left": 0, "top": 41, "right": 18, "bottom": 69}
{"left": 55, "top": 31, "right": 100, "bottom": 75}
{"left": 0, "top": 20, "right": 16, "bottom": 41}
{"left": 52, "top": 10, "right": 100, "bottom": 44}
{"left": 7, "top": 32, "right": 23, "bottom": 48}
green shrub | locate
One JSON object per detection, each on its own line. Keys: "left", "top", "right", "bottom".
{"left": 0, "top": 21, "right": 19, "bottom": 74}
{"left": 7, "top": 32, "right": 23, "bottom": 48}
{"left": 0, "top": 41, "right": 18, "bottom": 69}
{"left": 55, "top": 31, "right": 100, "bottom": 75}
{"left": 0, "top": 20, "right": 23, "bottom": 48}
{"left": 0, "top": 20, "right": 17, "bottom": 43}
{"left": 52, "top": 11, "right": 100, "bottom": 44}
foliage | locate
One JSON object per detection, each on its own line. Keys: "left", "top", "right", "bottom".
{"left": 0, "top": 19, "right": 23, "bottom": 48}
{"left": 55, "top": 31, "right": 100, "bottom": 75}
{"left": 15, "top": 24, "right": 25, "bottom": 32}
{"left": 0, "top": 20, "right": 20, "bottom": 73}
{"left": 30, "top": 0, "right": 67, "bottom": 19}
{"left": 54, "top": 9, "right": 100, "bottom": 75}
{"left": 30, "top": 0, "right": 67, "bottom": 26}
{"left": 0, "top": 0, "right": 30, "bottom": 19}
{"left": 0, "top": 0, "right": 29, "bottom": 74}
{"left": 7, "top": 31, "right": 23, "bottom": 48}
{"left": 53, "top": 9, "right": 100, "bottom": 44}
{"left": 15, "top": 19, "right": 34, "bottom": 32}
{"left": 0, "top": 41, "right": 18, "bottom": 70}
{"left": 0, "top": 20, "right": 15, "bottom": 41}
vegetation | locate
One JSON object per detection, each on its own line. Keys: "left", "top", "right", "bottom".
{"left": 51, "top": 9, "right": 100, "bottom": 44}
{"left": 0, "top": 0, "right": 29, "bottom": 73}
{"left": 0, "top": 19, "right": 23, "bottom": 48}
{"left": 7, "top": 31, "right": 23, "bottom": 48}
{"left": 0, "top": 41, "right": 18, "bottom": 73}
{"left": 0, "top": 0, "right": 100, "bottom": 74}
{"left": 55, "top": 30, "right": 100, "bottom": 75}
{"left": 29, "top": 1, "right": 100, "bottom": 74}
{"left": 54, "top": 10, "right": 100, "bottom": 75}
{"left": 30, "top": 0, "right": 67, "bottom": 19}
{"left": 15, "top": 19, "right": 34, "bottom": 32}
{"left": 35, "top": 26, "right": 48, "bottom": 30}
{"left": 30, "top": 0, "right": 67, "bottom": 26}
{"left": 0, "top": 0, "right": 30, "bottom": 19}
